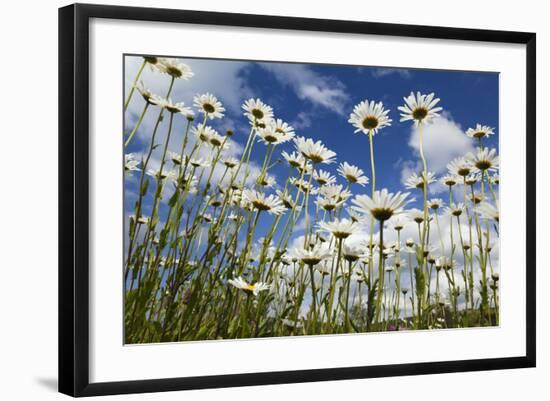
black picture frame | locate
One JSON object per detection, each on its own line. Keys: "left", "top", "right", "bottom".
{"left": 59, "top": 3, "right": 536, "bottom": 397}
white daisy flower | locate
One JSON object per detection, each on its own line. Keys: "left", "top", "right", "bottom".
{"left": 319, "top": 184, "right": 352, "bottom": 204}
{"left": 130, "top": 214, "right": 149, "bottom": 225}
{"left": 338, "top": 162, "right": 369, "bottom": 186}
{"left": 476, "top": 201, "right": 499, "bottom": 222}
{"left": 465, "top": 124, "right": 495, "bottom": 139}
{"left": 242, "top": 98, "right": 274, "bottom": 122}
{"left": 404, "top": 171, "right": 436, "bottom": 190}
{"left": 223, "top": 157, "right": 239, "bottom": 169}
{"left": 447, "top": 157, "right": 473, "bottom": 177}
{"left": 191, "top": 124, "right": 217, "bottom": 144}
{"left": 208, "top": 131, "right": 227, "bottom": 149}
{"left": 146, "top": 168, "right": 174, "bottom": 181}
{"left": 189, "top": 157, "right": 210, "bottom": 168}
{"left": 315, "top": 195, "right": 346, "bottom": 212}
{"left": 342, "top": 242, "right": 368, "bottom": 262}
{"left": 272, "top": 118, "right": 295, "bottom": 137}
{"left": 468, "top": 147, "right": 499, "bottom": 172}
{"left": 193, "top": 93, "right": 225, "bottom": 119}
{"left": 156, "top": 58, "right": 194, "bottom": 79}
{"left": 348, "top": 99, "right": 392, "bottom": 135}
{"left": 428, "top": 198, "right": 445, "bottom": 210}
{"left": 441, "top": 174, "right": 459, "bottom": 187}
{"left": 292, "top": 245, "right": 333, "bottom": 266}
{"left": 281, "top": 151, "right": 305, "bottom": 169}
{"left": 398, "top": 91, "right": 443, "bottom": 125}
{"left": 242, "top": 189, "right": 286, "bottom": 215}
{"left": 294, "top": 136, "right": 336, "bottom": 164}
{"left": 446, "top": 203, "right": 465, "bottom": 217}
{"left": 318, "top": 218, "right": 359, "bottom": 239}
{"left": 435, "top": 256, "right": 456, "bottom": 271}
{"left": 408, "top": 208, "right": 427, "bottom": 224}
{"left": 313, "top": 169, "right": 336, "bottom": 186}
{"left": 389, "top": 216, "right": 408, "bottom": 231}
{"left": 290, "top": 177, "right": 318, "bottom": 194}
{"left": 257, "top": 123, "right": 295, "bottom": 145}
{"left": 464, "top": 173, "right": 481, "bottom": 186}
{"left": 228, "top": 276, "right": 271, "bottom": 296}
{"left": 158, "top": 98, "right": 194, "bottom": 117}
{"left": 351, "top": 189, "right": 411, "bottom": 222}
{"left": 136, "top": 81, "right": 163, "bottom": 106}
{"left": 256, "top": 173, "right": 277, "bottom": 188}
{"left": 276, "top": 190, "right": 295, "bottom": 209}
{"left": 124, "top": 153, "right": 141, "bottom": 175}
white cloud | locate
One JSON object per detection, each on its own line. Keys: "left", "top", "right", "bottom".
{"left": 258, "top": 63, "right": 349, "bottom": 115}
{"left": 291, "top": 111, "right": 313, "bottom": 129}
{"left": 400, "top": 115, "right": 476, "bottom": 193}
{"left": 371, "top": 68, "right": 412, "bottom": 79}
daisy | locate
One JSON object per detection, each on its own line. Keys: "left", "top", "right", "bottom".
{"left": 146, "top": 168, "right": 172, "bottom": 181}
{"left": 136, "top": 81, "right": 163, "bottom": 106}
{"left": 130, "top": 214, "right": 149, "bottom": 225}
{"left": 156, "top": 58, "right": 194, "bottom": 79}
{"left": 405, "top": 171, "right": 436, "bottom": 190}
{"left": 228, "top": 276, "right": 271, "bottom": 296}
{"left": 398, "top": 92, "right": 443, "bottom": 125}
{"left": 389, "top": 216, "right": 408, "bottom": 231}
{"left": 208, "top": 131, "right": 227, "bottom": 148}
{"left": 435, "top": 256, "right": 456, "bottom": 271}
{"left": 256, "top": 173, "right": 277, "bottom": 188}
{"left": 276, "top": 190, "right": 295, "bottom": 209}
{"left": 242, "top": 189, "right": 286, "bottom": 215}
{"left": 191, "top": 124, "right": 217, "bottom": 144}
{"left": 428, "top": 198, "right": 445, "bottom": 210}
{"left": 348, "top": 99, "right": 392, "bottom": 135}
{"left": 257, "top": 124, "right": 294, "bottom": 145}
{"left": 294, "top": 136, "right": 336, "bottom": 164}
{"left": 158, "top": 98, "right": 194, "bottom": 117}
{"left": 290, "top": 177, "right": 317, "bottom": 194}
{"left": 281, "top": 151, "right": 305, "bottom": 169}
{"left": 476, "top": 201, "right": 499, "bottom": 222}
{"left": 124, "top": 153, "right": 141, "bottom": 175}
{"left": 313, "top": 169, "right": 336, "bottom": 186}
{"left": 193, "top": 93, "right": 225, "bottom": 119}
{"left": 293, "top": 245, "right": 333, "bottom": 266}
{"left": 342, "top": 242, "right": 367, "bottom": 262}
{"left": 189, "top": 158, "right": 210, "bottom": 168}
{"left": 167, "top": 151, "right": 184, "bottom": 165}
{"left": 318, "top": 218, "right": 359, "bottom": 239}
{"left": 468, "top": 147, "right": 499, "bottom": 172}
{"left": 242, "top": 98, "right": 274, "bottom": 122}
{"left": 464, "top": 173, "right": 480, "bottom": 186}
{"left": 447, "top": 157, "right": 473, "bottom": 177}
{"left": 446, "top": 203, "right": 465, "bottom": 217}
{"left": 338, "top": 162, "right": 369, "bottom": 186}
{"left": 318, "top": 184, "right": 352, "bottom": 203}
{"left": 315, "top": 195, "right": 346, "bottom": 212}
{"left": 489, "top": 173, "right": 500, "bottom": 185}
{"left": 351, "top": 189, "right": 411, "bottom": 222}
{"left": 441, "top": 174, "right": 459, "bottom": 187}
{"left": 222, "top": 157, "right": 239, "bottom": 169}
{"left": 408, "top": 208, "right": 427, "bottom": 224}
{"left": 272, "top": 118, "right": 295, "bottom": 137}
{"left": 465, "top": 124, "right": 495, "bottom": 139}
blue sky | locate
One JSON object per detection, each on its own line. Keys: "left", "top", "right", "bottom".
{"left": 124, "top": 55, "right": 498, "bottom": 254}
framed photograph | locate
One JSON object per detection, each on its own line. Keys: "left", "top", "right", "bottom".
{"left": 59, "top": 3, "right": 536, "bottom": 397}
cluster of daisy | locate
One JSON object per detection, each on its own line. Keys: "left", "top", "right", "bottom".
{"left": 123, "top": 56, "right": 500, "bottom": 343}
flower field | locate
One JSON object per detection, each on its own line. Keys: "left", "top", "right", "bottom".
{"left": 124, "top": 56, "right": 500, "bottom": 343}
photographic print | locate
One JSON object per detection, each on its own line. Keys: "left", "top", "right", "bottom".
{"left": 123, "top": 55, "right": 500, "bottom": 344}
